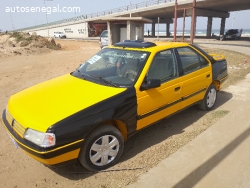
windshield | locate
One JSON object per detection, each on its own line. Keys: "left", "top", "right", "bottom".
{"left": 101, "top": 31, "right": 108, "bottom": 37}
{"left": 73, "top": 48, "right": 150, "bottom": 87}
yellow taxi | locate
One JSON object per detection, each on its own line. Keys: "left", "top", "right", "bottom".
{"left": 2, "top": 41, "right": 228, "bottom": 171}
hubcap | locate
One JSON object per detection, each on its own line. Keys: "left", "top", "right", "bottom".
{"left": 206, "top": 88, "right": 216, "bottom": 108}
{"left": 89, "top": 135, "right": 119, "bottom": 166}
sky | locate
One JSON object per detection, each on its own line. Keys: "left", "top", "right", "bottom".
{"left": 0, "top": 0, "right": 250, "bottom": 32}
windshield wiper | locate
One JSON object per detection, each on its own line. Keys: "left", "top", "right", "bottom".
{"left": 89, "top": 74, "right": 119, "bottom": 87}
{"left": 76, "top": 69, "right": 87, "bottom": 79}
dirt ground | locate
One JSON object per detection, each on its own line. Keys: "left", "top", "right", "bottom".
{"left": 0, "top": 38, "right": 249, "bottom": 188}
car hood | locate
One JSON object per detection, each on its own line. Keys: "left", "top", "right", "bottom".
{"left": 7, "top": 74, "right": 126, "bottom": 132}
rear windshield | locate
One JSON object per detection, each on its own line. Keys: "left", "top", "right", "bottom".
{"left": 226, "top": 30, "right": 238, "bottom": 34}
{"left": 190, "top": 44, "right": 216, "bottom": 64}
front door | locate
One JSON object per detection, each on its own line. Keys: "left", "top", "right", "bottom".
{"left": 136, "top": 49, "right": 182, "bottom": 130}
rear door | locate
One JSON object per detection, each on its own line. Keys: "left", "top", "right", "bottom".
{"left": 175, "top": 46, "right": 212, "bottom": 109}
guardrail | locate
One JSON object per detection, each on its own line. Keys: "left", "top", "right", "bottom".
{"left": 14, "top": 0, "right": 174, "bottom": 32}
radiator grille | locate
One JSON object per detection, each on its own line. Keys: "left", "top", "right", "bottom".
{"left": 6, "top": 109, "right": 26, "bottom": 138}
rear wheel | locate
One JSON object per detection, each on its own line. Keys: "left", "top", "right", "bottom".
{"left": 199, "top": 84, "right": 217, "bottom": 111}
{"left": 79, "top": 125, "right": 124, "bottom": 171}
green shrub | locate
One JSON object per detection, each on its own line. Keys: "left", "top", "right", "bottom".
{"left": 10, "top": 32, "right": 29, "bottom": 43}
{"left": 10, "top": 32, "right": 60, "bottom": 50}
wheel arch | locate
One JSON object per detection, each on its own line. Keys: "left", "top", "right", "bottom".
{"left": 89, "top": 119, "right": 128, "bottom": 141}
{"left": 212, "top": 80, "right": 221, "bottom": 90}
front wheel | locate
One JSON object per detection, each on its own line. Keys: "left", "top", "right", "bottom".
{"left": 199, "top": 84, "right": 217, "bottom": 111}
{"left": 79, "top": 125, "right": 124, "bottom": 171}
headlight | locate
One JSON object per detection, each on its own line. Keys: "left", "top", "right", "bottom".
{"left": 24, "top": 129, "right": 56, "bottom": 147}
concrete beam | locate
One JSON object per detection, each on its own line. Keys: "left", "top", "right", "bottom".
{"left": 96, "top": 17, "right": 152, "bottom": 23}
{"left": 151, "top": 18, "right": 173, "bottom": 24}
{"left": 186, "top": 8, "right": 229, "bottom": 18}
{"left": 18, "top": 0, "right": 250, "bottom": 34}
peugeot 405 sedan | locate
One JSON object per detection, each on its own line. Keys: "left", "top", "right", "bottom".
{"left": 2, "top": 41, "right": 228, "bottom": 171}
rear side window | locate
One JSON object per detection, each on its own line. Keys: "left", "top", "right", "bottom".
{"left": 101, "top": 31, "right": 108, "bottom": 37}
{"left": 176, "top": 47, "right": 209, "bottom": 75}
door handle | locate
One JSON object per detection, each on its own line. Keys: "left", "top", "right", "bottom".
{"left": 206, "top": 74, "right": 210, "bottom": 78}
{"left": 175, "top": 86, "right": 181, "bottom": 92}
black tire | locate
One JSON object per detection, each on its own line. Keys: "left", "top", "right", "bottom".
{"left": 199, "top": 84, "right": 217, "bottom": 111}
{"left": 79, "top": 125, "right": 124, "bottom": 171}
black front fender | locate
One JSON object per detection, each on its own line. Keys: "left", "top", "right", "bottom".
{"left": 49, "top": 87, "right": 137, "bottom": 146}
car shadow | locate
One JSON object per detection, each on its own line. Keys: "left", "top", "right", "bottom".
{"left": 47, "top": 90, "right": 233, "bottom": 180}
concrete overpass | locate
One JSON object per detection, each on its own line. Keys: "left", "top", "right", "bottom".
{"left": 17, "top": 0, "right": 250, "bottom": 39}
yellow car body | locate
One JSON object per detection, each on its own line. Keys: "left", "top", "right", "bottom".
{"left": 2, "top": 41, "right": 228, "bottom": 171}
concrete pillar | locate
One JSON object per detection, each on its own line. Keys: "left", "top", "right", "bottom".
{"left": 206, "top": 17, "right": 213, "bottom": 37}
{"left": 127, "top": 21, "right": 144, "bottom": 40}
{"left": 166, "top": 23, "right": 170, "bottom": 37}
{"left": 152, "top": 23, "right": 155, "bottom": 37}
{"left": 220, "top": 18, "right": 226, "bottom": 35}
{"left": 108, "top": 21, "right": 120, "bottom": 45}
{"left": 127, "top": 20, "right": 135, "bottom": 40}
{"left": 107, "top": 22, "right": 112, "bottom": 45}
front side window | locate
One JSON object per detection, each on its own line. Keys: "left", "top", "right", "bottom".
{"left": 147, "top": 49, "right": 178, "bottom": 83}
{"left": 73, "top": 48, "right": 149, "bottom": 87}
{"left": 177, "top": 47, "right": 209, "bottom": 75}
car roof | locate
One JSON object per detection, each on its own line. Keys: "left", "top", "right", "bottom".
{"left": 111, "top": 40, "right": 189, "bottom": 51}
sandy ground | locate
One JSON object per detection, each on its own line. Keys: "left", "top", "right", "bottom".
{"left": 0, "top": 39, "right": 249, "bottom": 188}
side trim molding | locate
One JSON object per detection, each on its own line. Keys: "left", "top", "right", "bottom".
{"left": 137, "top": 87, "right": 207, "bottom": 120}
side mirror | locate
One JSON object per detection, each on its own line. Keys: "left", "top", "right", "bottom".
{"left": 140, "top": 79, "right": 161, "bottom": 91}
